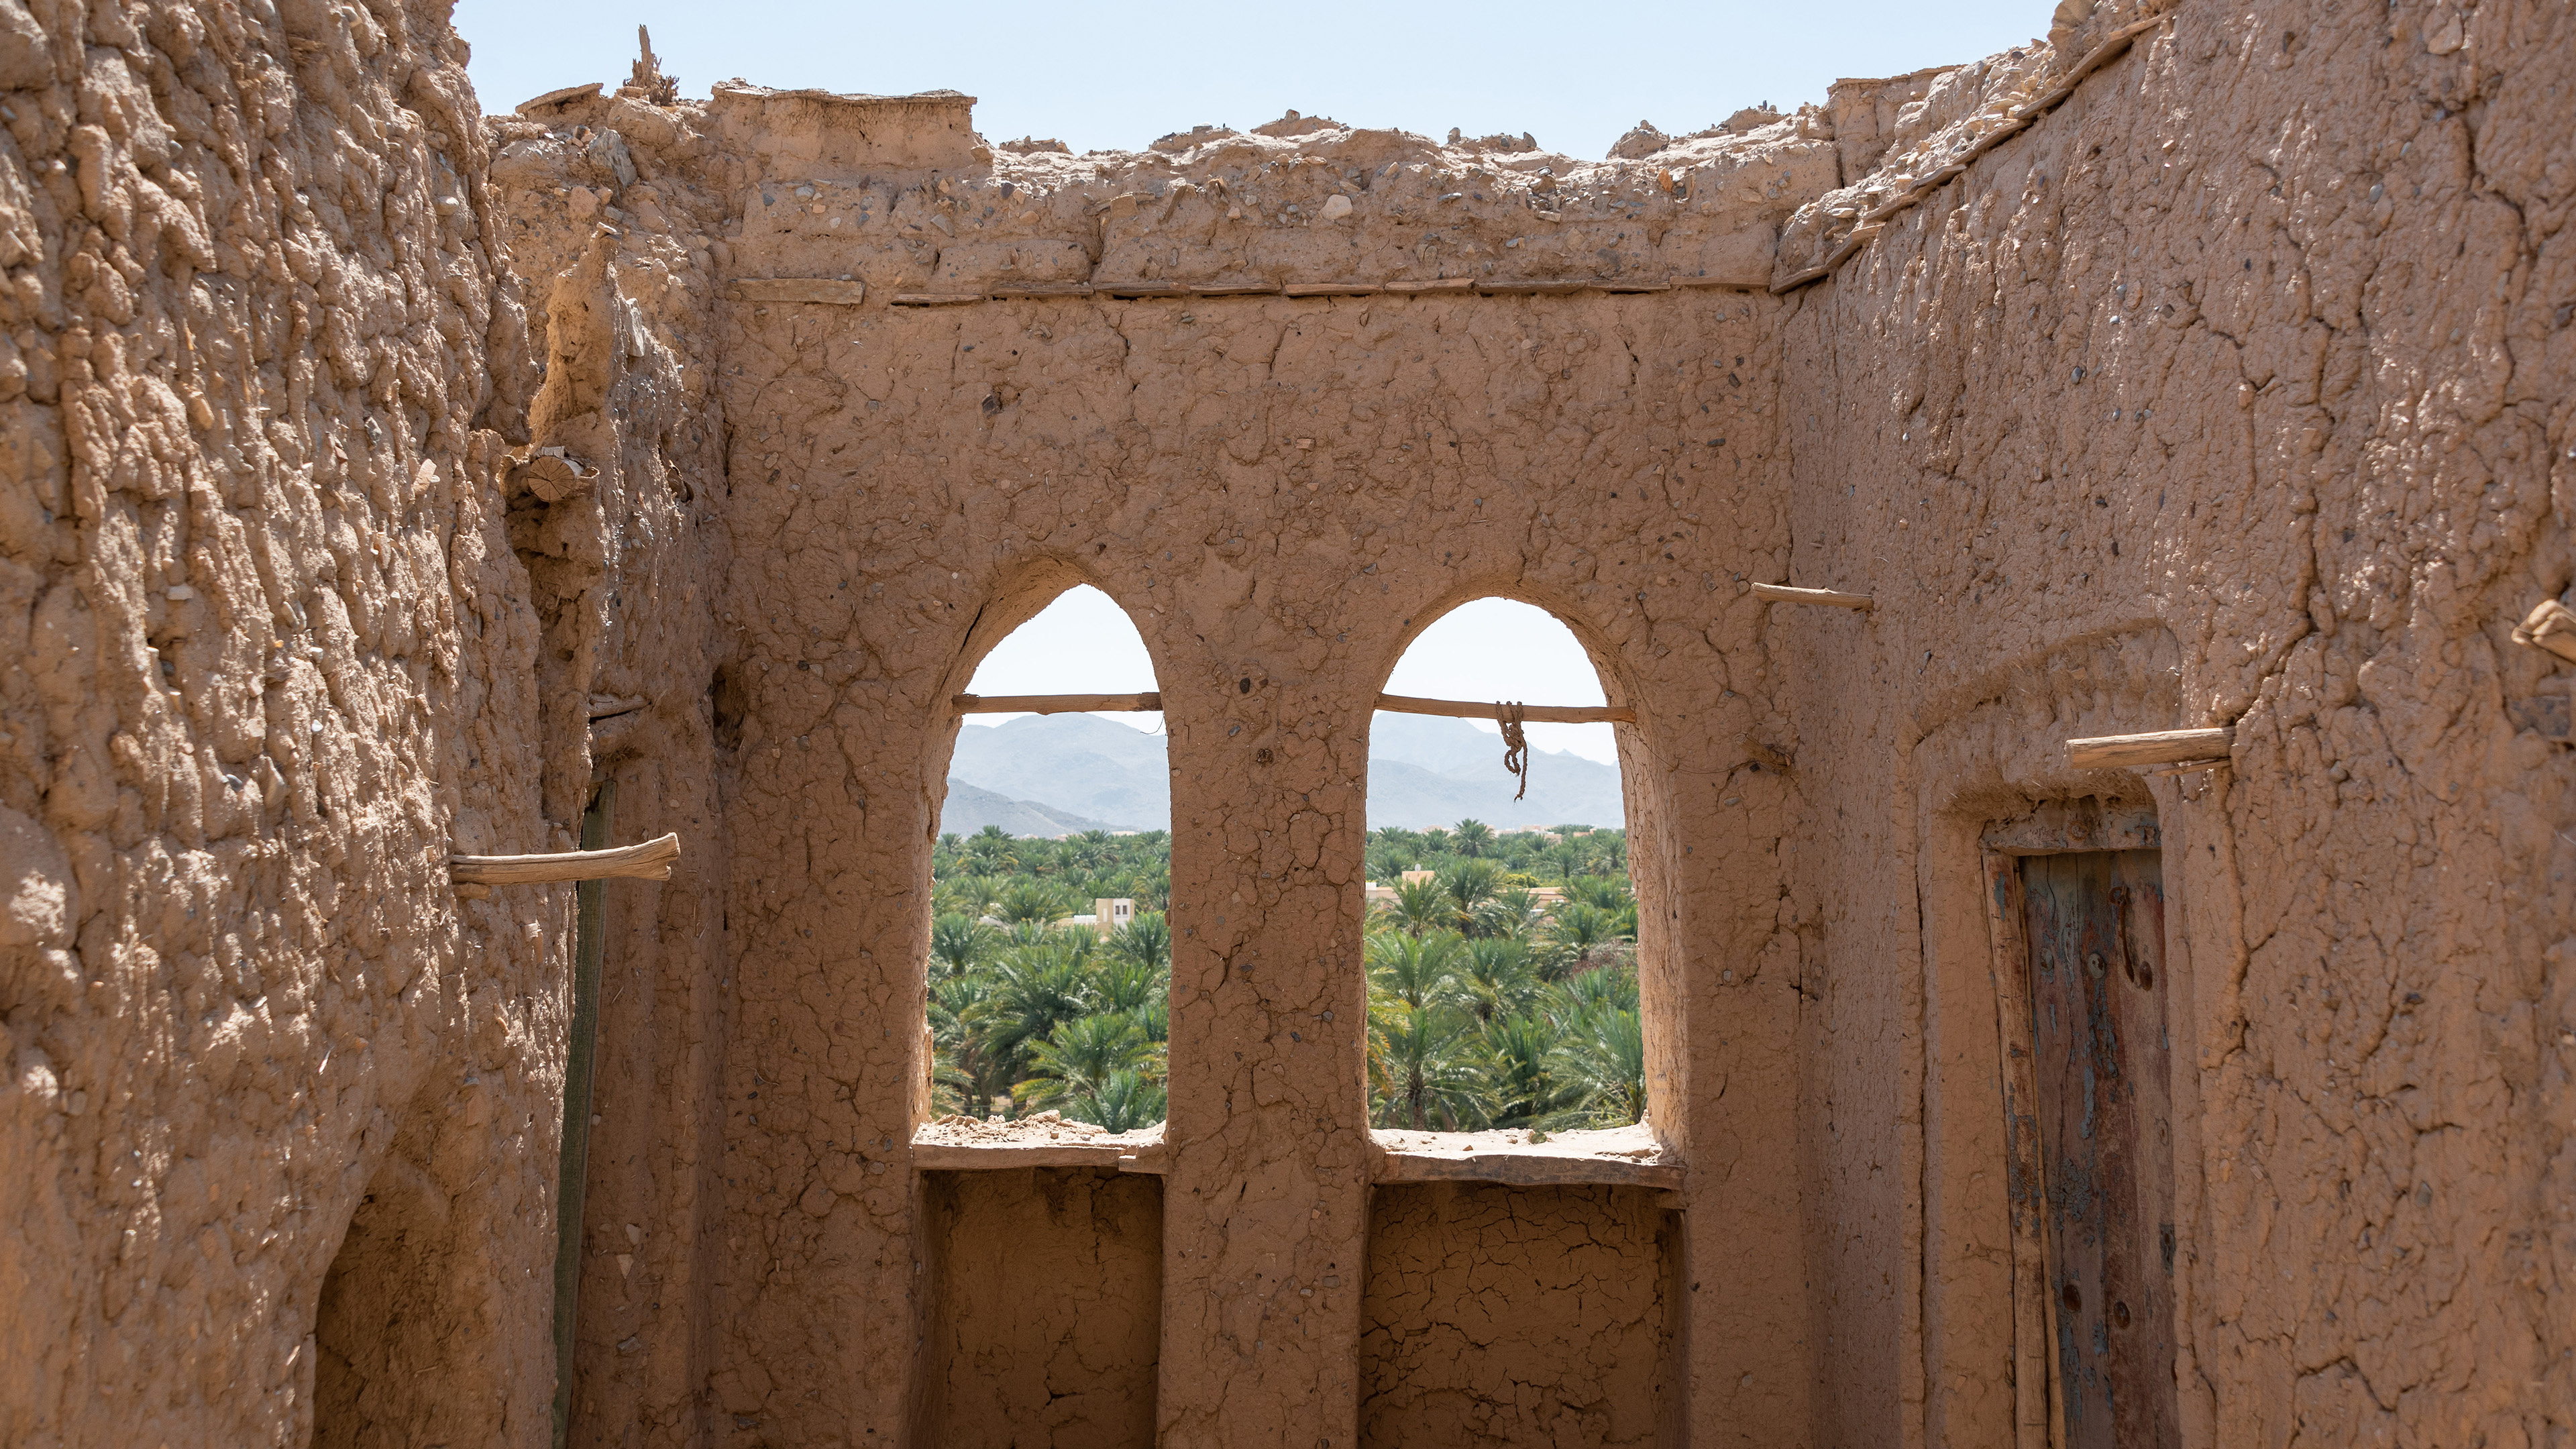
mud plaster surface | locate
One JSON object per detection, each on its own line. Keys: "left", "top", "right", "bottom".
{"left": 920, "top": 1167, "right": 1163, "bottom": 1449}
{"left": 1360, "top": 1183, "right": 1674, "bottom": 1449}
{"left": 2, "top": 0, "right": 2571, "bottom": 1446}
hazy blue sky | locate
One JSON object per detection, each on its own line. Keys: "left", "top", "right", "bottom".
{"left": 455, "top": 0, "right": 2049, "bottom": 162}
{"left": 964, "top": 589, "right": 1620, "bottom": 764}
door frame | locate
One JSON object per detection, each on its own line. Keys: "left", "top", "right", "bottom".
{"left": 1978, "top": 802, "right": 2162, "bottom": 1449}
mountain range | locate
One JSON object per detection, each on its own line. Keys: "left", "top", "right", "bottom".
{"left": 937, "top": 711, "right": 1623, "bottom": 836}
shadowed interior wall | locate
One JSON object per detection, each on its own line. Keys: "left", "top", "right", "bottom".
{"left": 1360, "top": 1183, "right": 1675, "bottom": 1448}
{"left": 918, "top": 1167, "right": 1164, "bottom": 1449}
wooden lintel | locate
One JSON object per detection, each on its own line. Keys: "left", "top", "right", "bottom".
{"left": 729, "top": 278, "right": 867, "bottom": 305}
{"left": 2065, "top": 726, "right": 2237, "bottom": 770}
{"left": 953, "top": 692, "right": 1161, "bottom": 713}
{"left": 453, "top": 833, "right": 680, "bottom": 885}
{"left": 1377, "top": 693, "right": 1633, "bottom": 724}
{"left": 1752, "top": 582, "right": 1875, "bottom": 610}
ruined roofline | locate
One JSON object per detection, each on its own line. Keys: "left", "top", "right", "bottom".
{"left": 492, "top": 0, "right": 2168, "bottom": 296}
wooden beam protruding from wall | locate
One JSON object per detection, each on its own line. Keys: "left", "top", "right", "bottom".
{"left": 2065, "top": 727, "right": 2236, "bottom": 770}
{"left": 451, "top": 833, "right": 682, "bottom": 886}
{"left": 2514, "top": 598, "right": 2576, "bottom": 663}
{"left": 1751, "top": 582, "right": 1875, "bottom": 610}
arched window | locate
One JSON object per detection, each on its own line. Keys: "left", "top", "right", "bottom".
{"left": 914, "top": 583, "right": 1170, "bottom": 1448}
{"left": 928, "top": 584, "right": 1173, "bottom": 1136}
{"left": 1362, "top": 598, "right": 1640, "bottom": 1134}
{"left": 1357, "top": 598, "right": 1673, "bottom": 1446}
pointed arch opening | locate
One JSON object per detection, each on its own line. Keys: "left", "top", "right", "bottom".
{"left": 1356, "top": 594, "right": 1676, "bottom": 1446}
{"left": 1361, "top": 597, "right": 1638, "bottom": 1136}
{"left": 913, "top": 580, "right": 1169, "bottom": 1448}
{"left": 928, "top": 582, "right": 1173, "bottom": 1132}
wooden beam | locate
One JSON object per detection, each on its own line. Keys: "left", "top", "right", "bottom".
{"left": 727, "top": 278, "right": 865, "bottom": 305}
{"left": 951, "top": 691, "right": 1631, "bottom": 722}
{"left": 953, "top": 692, "right": 1161, "bottom": 713}
{"left": 1751, "top": 582, "right": 1875, "bottom": 610}
{"left": 2514, "top": 598, "right": 2576, "bottom": 663}
{"left": 2065, "top": 727, "right": 2236, "bottom": 770}
{"left": 452, "top": 833, "right": 681, "bottom": 885}
{"left": 1376, "top": 693, "right": 1635, "bottom": 724}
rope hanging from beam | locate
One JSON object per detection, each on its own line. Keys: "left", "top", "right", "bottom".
{"left": 1497, "top": 701, "right": 1531, "bottom": 800}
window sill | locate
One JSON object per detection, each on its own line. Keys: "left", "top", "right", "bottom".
{"left": 1368, "top": 1123, "right": 1683, "bottom": 1191}
{"left": 910, "top": 1116, "right": 1167, "bottom": 1174}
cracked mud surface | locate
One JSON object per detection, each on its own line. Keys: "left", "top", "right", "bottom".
{"left": 1, "top": 0, "right": 2567, "bottom": 1444}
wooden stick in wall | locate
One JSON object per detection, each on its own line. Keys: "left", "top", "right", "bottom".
{"left": 954, "top": 692, "right": 1162, "bottom": 713}
{"left": 951, "top": 691, "right": 1634, "bottom": 723}
{"left": 1751, "top": 582, "right": 1875, "bottom": 610}
{"left": 2513, "top": 598, "right": 2576, "bottom": 663}
{"left": 1377, "top": 694, "right": 1635, "bottom": 724}
{"left": 2065, "top": 727, "right": 2236, "bottom": 770}
{"left": 452, "top": 833, "right": 682, "bottom": 886}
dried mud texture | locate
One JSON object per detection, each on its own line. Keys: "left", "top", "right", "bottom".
{"left": 1777, "top": 0, "right": 2576, "bottom": 1444}
{"left": 1359, "top": 1183, "right": 1674, "bottom": 1448}
{"left": 918, "top": 1167, "right": 1164, "bottom": 1449}
{"left": 480, "top": 85, "right": 731, "bottom": 1449}
{"left": 0, "top": 1, "right": 564, "bottom": 1446}
{"left": 5, "top": 0, "right": 2570, "bottom": 1444}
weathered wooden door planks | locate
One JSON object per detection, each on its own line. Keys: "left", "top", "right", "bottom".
{"left": 2020, "top": 849, "right": 2180, "bottom": 1449}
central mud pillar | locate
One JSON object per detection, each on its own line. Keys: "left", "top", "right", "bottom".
{"left": 1155, "top": 659, "right": 1373, "bottom": 1449}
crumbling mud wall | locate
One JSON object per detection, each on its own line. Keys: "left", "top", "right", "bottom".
{"left": 5, "top": 0, "right": 2570, "bottom": 1444}
{"left": 918, "top": 1167, "right": 1164, "bottom": 1448}
{"left": 1360, "top": 1182, "right": 1675, "bottom": 1448}
{"left": 1776, "top": 0, "right": 2576, "bottom": 1444}
{"left": 0, "top": 0, "right": 568, "bottom": 1445}
{"left": 478, "top": 81, "right": 734, "bottom": 1446}
{"left": 475, "top": 76, "right": 1838, "bottom": 1447}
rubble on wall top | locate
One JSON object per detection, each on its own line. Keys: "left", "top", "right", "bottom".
{"left": 486, "top": 0, "right": 2171, "bottom": 301}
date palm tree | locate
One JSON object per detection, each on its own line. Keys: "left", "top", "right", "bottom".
{"left": 965, "top": 824, "right": 1021, "bottom": 873}
{"left": 1451, "top": 818, "right": 1495, "bottom": 857}
{"left": 1536, "top": 902, "right": 1625, "bottom": 979}
{"left": 930, "top": 912, "right": 1000, "bottom": 979}
{"left": 1473, "top": 887, "right": 1546, "bottom": 941}
{"left": 1367, "top": 847, "right": 1412, "bottom": 886}
{"left": 1108, "top": 912, "right": 1171, "bottom": 974}
{"left": 1550, "top": 1004, "right": 1646, "bottom": 1126}
{"left": 1457, "top": 936, "right": 1540, "bottom": 1024}
{"left": 1366, "top": 1000, "right": 1489, "bottom": 1131}
{"left": 1086, "top": 1069, "right": 1168, "bottom": 1132}
{"left": 1368, "top": 928, "right": 1466, "bottom": 1010}
{"left": 1020, "top": 1012, "right": 1152, "bottom": 1114}
{"left": 1387, "top": 877, "right": 1452, "bottom": 937}
{"left": 969, "top": 936, "right": 1096, "bottom": 1078}
{"left": 995, "top": 879, "right": 1078, "bottom": 926}
{"left": 1484, "top": 1013, "right": 1580, "bottom": 1128}
{"left": 937, "top": 873, "right": 1008, "bottom": 920}
{"left": 1438, "top": 860, "right": 1502, "bottom": 932}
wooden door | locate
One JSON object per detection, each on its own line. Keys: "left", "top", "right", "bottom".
{"left": 2020, "top": 850, "right": 2178, "bottom": 1449}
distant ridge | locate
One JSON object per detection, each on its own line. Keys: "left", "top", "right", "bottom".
{"left": 945, "top": 712, "right": 1623, "bottom": 834}
{"left": 937, "top": 780, "right": 1122, "bottom": 839}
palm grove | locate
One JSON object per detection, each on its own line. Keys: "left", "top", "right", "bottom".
{"left": 925, "top": 819, "right": 1643, "bottom": 1134}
